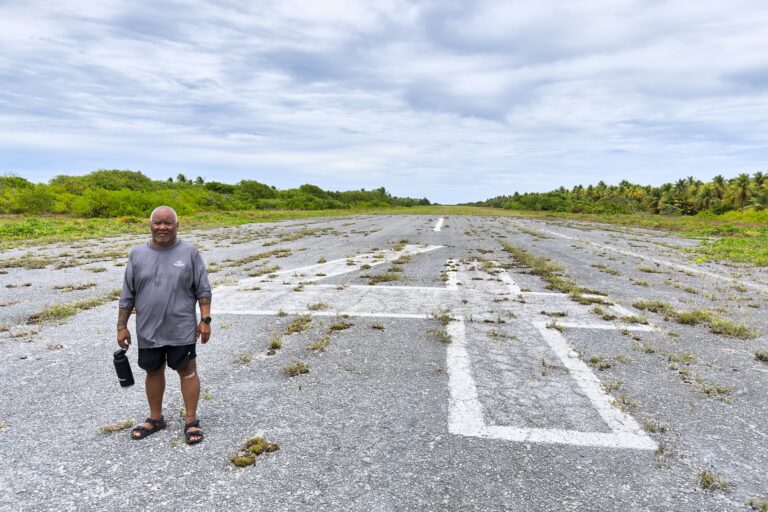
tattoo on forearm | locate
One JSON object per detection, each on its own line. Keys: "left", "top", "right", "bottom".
{"left": 198, "top": 298, "right": 211, "bottom": 306}
{"left": 117, "top": 307, "right": 133, "bottom": 329}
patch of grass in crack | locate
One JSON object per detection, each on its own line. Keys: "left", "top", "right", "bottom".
{"left": 591, "top": 264, "right": 621, "bottom": 276}
{"left": 709, "top": 317, "right": 758, "bottom": 339}
{"left": 283, "top": 360, "right": 309, "bottom": 377}
{"left": 643, "top": 419, "right": 668, "bottom": 434}
{"left": 697, "top": 469, "right": 731, "bottom": 492}
{"left": 54, "top": 282, "right": 96, "bottom": 292}
{"left": 426, "top": 328, "right": 452, "bottom": 344}
{"left": 370, "top": 322, "right": 385, "bottom": 330}
{"left": 429, "top": 307, "right": 454, "bottom": 326}
{"left": 99, "top": 419, "right": 134, "bottom": 434}
{"left": 306, "top": 302, "right": 329, "bottom": 311}
{"left": 235, "top": 352, "right": 253, "bottom": 364}
{"left": 308, "top": 334, "right": 330, "bottom": 351}
{"left": 230, "top": 436, "right": 280, "bottom": 467}
{"left": 755, "top": 351, "right": 768, "bottom": 363}
{"left": 592, "top": 306, "right": 617, "bottom": 321}
{"left": 284, "top": 314, "right": 312, "bottom": 335}
{"left": 501, "top": 242, "right": 614, "bottom": 306}
{"left": 328, "top": 321, "right": 353, "bottom": 331}
{"left": 28, "top": 290, "right": 121, "bottom": 324}
{"left": 746, "top": 498, "right": 768, "bottom": 511}
{"left": 368, "top": 272, "right": 403, "bottom": 284}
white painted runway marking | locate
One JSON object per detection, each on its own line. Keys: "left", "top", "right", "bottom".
{"left": 535, "top": 225, "right": 768, "bottom": 293}
{"left": 214, "top": 253, "right": 656, "bottom": 450}
{"left": 434, "top": 217, "right": 445, "bottom": 231}
{"left": 447, "top": 317, "right": 656, "bottom": 450}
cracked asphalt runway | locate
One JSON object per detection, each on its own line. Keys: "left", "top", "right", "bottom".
{"left": 1, "top": 214, "right": 766, "bottom": 511}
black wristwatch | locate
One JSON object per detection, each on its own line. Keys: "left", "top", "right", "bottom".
{"left": 201, "top": 316, "right": 212, "bottom": 324}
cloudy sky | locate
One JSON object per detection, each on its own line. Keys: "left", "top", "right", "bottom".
{"left": 1, "top": 1, "right": 767, "bottom": 203}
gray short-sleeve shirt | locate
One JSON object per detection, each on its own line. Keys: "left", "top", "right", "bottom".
{"left": 119, "top": 240, "right": 211, "bottom": 348}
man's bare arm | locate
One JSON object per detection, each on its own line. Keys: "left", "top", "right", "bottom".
{"left": 117, "top": 307, "right": 133, "bottom": 329}
{"left": 117, "top": 307, "right": 133, "bottom": 349}
{"left": 197, "top": 297, "right": 211, "bottom": 343}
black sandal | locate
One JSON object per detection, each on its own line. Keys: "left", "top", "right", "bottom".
{"left": 184, "top": 419, "right": 204, "bottom": 445}
{"left": 131, "top": 416, "right": 166, "bottom": 440}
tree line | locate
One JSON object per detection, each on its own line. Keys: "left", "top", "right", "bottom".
{"left": 0, "top": 170, "right": 431, "bottom": 217}
{"left": 468, "top": 173, "right": 768, "bottom": 216}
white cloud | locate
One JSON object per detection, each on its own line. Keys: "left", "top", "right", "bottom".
{"left": 1, "top": 0, "right": 767, "bottom": 203}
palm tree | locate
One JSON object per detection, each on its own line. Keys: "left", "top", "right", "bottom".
{"left": 749, "top": 187, "right": 768, "bottom": 211}
{"left": 726, "top": 173, "right": 752, "bottom": 209}
{"left": 753, "top": 171, "right": 766, "bottom": 187}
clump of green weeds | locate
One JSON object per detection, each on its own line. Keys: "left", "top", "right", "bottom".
{"left": 370, "top": 322, "right": 385, "bottom": 330}
{"left": 235, "top": 352, "right": 253, "bottom": 365}
{"left": 755, "top": 351, "right": 768, "bottom": 363}
{"left": 283, "top": 360, "right": 309, "bottom": 377}
{"left": 307, "top": 302, "right": 329, "bottom": 311}
{"left": 697, "top": 469, "right": 731, "bottom": 492}
{"left": 746, "top": 498, "right": 768, "bottom": 511}
{"left": 426, "top": 328, "right": 452, "bottom": 344}
{"left": 230, "top": 436, "right": 280, "bottom": 467}
{"left": 99, "top": 419, "right": 134, "bottom": 434}
{"left": 308, "top": 334, "right": 330, "bottom": 351}
{"left": 285, "top": 314, "right": 312, "bottom": 335}
{"left": 643, "top": 419, "right": 668, "bottom": 433}
{"left": 328, "top": 321, "right": 353, "bottom": 331}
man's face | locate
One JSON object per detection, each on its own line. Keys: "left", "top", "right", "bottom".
{"left": 150, "top": 209, "right": 178, "bottom": 246}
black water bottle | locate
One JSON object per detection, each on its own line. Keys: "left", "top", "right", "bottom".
{"left": 113, "top": 349, "right": 135, "bottom": 388}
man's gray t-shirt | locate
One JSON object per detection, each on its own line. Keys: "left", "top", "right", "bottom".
{"left": 119, "top": 240, "right": 211, "bottom": 349}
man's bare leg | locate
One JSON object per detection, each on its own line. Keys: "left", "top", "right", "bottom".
{"left": 132, "top": 365, "right": 166, "bottom": 438}
{"left": 178, "top": 359, "right": 202, "bottom": 442}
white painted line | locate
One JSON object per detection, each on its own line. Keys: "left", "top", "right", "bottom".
{"left": 434, "top": 217, "right": 445, "bottom": 232}
{"left": 445, "top": 317, "right": 656, "bottom": 450}
{"left": 540, "top": 226, "right": 768, "bottom": 293}
{"left": 213, "top": 309, "right": 431, "bottom": 320}
{"left": 533, "top": 321, "right": 656, "bottom": 449}
{"left": 554, "top": 322, "right": 656, "bottom": 332}
{"left": 446, "top": 258, "right": 459, "bottom": 290}
{"left": 236, "top": 244, "right": 445, "bottom": 287}
{"left": 309, "top": 284, "right": 454, "bottom": 292}
{"left": 446, "top": 319, "right": 486, "bottom": 436}
{"left": 496, "top": 265, "right": 522, "bottom": 295}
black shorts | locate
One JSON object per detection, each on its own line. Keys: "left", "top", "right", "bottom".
{"left": 138, "top": 343, "right": 196, "bottom": 372}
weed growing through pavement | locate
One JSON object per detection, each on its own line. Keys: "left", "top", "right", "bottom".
{"left": 746, "top": 498, "right": 768, "bottom": 511}
{"left": 601, "top": 380, "right": 623, "bottom": 393}
{"left": 27, "top": 290, "right": 121, "bottom": 324}
{"left": 307, "top": 302, "right": 329, "bottom": 311}
{"left": 235, "top": 353, "right": 253, "bottom": 365}
{"left": 630, "top": 279, "right": 649, "bottom": 287}
{"left": 755, "top": 351, "right": 768, "bottom": 363}
{"left": 540, "top": 310, "right": 567, "bottom": 317}
{"left": 697, "top": 469, "right": 731, "bottom": 492}
{"left": 430, "top": 307, "right": 454, "bottom": 326}
{"left": 643, "top": 419, "right": 668, "bottom": 434}
{"left": 633, "top": 300, "right": 757, "bottom": 339}
{"left": 285, "top": 314, "right": 312, "bottom": 335}
{"left": 53, "top": 282, "right": 97, "bottom": 292}
{"left": 201, "top": 390, "right": 213, "bottom": 401}
{"left": 328, "top": 321, "right": 353, "bottom": 331}
{"left": 230, "top": 436, "right": 280, "bottom": 467}
{"left": 545, "top": 320, "right": 565, "bottom": 332}
{"left": 370, "top": 322, "right": 385, "bottom": 330}
{"left": 588, "top": 355, "right": 611, "bottom": 370}
{"left": 426, "top": 328, "right": 452, "bottom": 344}
{"left": 369, "top": 272, "right": 403, "bottom": 284}
{"left": 283, "top": 360, "right": 310, "bottom": 377}
{"left": 317, "top": 257, "right": 327, "bottom": 263}
{"left": 590, "top": 264, "right": 621, "bottom": 276}
{"left": 308, "top": 334, "right": 330, "bottom": 351}
{"left": 0, "top": 421, "right": 10, "bottom": 432}
{"left": 592, "top": 306, "right": 617, "bottom": 321}
{"left": 277, "top": 309, "right": 287, "bottom": 317}
{"left": 99, "top": 419, "right": 134, "bottom": 434}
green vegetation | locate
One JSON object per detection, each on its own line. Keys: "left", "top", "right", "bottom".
{"left": 697, "top": 469, "right": 731, "bottom": 492}
{"left": 633, "top": 300, "right": 757, "bottom": 339}
{"left": 284, "top": 315, "right": 312, "bottom": 335}
{"left": 99, "top": 419, "right": 134, "bottom": 434}
{"left": 0, "top": 170, "right": 429, "bottom": 217}
{"left": 230, "top": 436, "right": 280, "bottom": 467}
{"left": 746, "top": 498, "right": 768, "bottom": 511}
{"left": 27, "top": 290, "right": 121, "bottom": 323}
{"left": 283, "top": 360, "right": 310, "bottom": 377}
{"left": 755, "top": 351, "right": 768, "bottom": 363}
